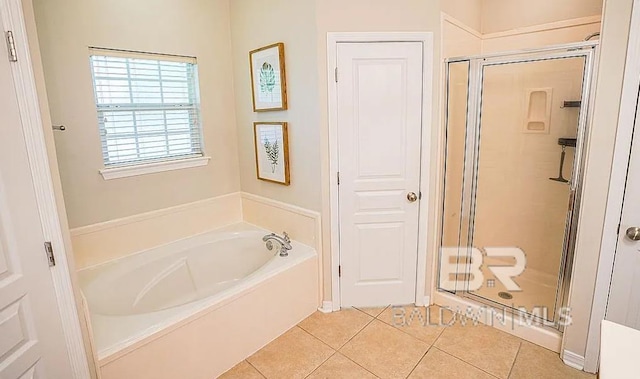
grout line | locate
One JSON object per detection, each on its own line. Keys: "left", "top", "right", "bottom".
{"left": 297, "top": 313, "right": 380, "bottom": 379}
{"left": 303, "top": 351, "right": 338, "bottom": 379}
{"left": 292, "top": 326, "right": 336, "bottom": 378}
{"left": 251, "top": 325, "right": 337, "bottom": 379}
{"left": 338, "top": 309, "right": 379, "bottom": 349}
{"left": 245, "top": 359, "right": 267, "bottom": 378}
{"left": 377, "top": 305, "right": 450, "bottom": 346}
{"left": 355, "top": 305, "right": 433, "bottom": 378}
{"left": 406, "top": 345, "right": 433, "bottom": 378}
{"left": 332, "top": 309, "right": 382, "bottom": 376}
{"left": 506, "top": 342, "right": 523, "bottom": 379}
{"left": 296, "top": 325, "right": 338, "bottom": 353}
{"left": 433, "top": 347, "right": 501, "bottom": 379}
{"left": 431, "top": 322, "right": 449, "bottom": 343}
{"left": 353, "top": 305, "right": 389, "bottom": 318}
{"left": 340, "top": 352, "right": 382, "bottom": 378}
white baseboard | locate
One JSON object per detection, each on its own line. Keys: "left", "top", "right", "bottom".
{"left": 318, "top": 301, "right": 333, "bottom": 313}
{"left": 417, "top": 295, "right": 431, "bottom": 307}
{"left": 563, "top": 350, "right": 585, "bottom": 371}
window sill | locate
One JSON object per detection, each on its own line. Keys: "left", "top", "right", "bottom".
{"left": 99, "top": 156, "right": 211, "bottom": 180}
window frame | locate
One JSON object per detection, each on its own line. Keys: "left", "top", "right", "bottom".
{"left": 88, "top": 48, "right": 209, "bottom": 179}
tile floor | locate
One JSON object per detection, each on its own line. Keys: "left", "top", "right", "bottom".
{"left": 220, "top": 305, "right": 595, "bottom": 379}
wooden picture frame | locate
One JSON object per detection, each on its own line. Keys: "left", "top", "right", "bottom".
{"left": 253, "top": 122, "right": 290, "bottom": 185}
{"left": 249, "top": 43, "right": 288, "bottom": 112}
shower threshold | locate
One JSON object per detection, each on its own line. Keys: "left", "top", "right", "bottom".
{"left": 432, "top": 290, "right": 562, "bottom": 352}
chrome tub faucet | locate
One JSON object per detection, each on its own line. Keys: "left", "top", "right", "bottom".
{"left": 262, "top": 232, "right": 292, "bottom": 257}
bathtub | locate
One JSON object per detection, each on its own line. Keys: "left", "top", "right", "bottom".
{"left": 78, "top": 223, "right": 319, "bottom": 378}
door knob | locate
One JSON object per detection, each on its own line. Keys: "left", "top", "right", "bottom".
{"left": 407, "top": 192, "right": 418, "bottom": 203}
{"left": 626, "top": 227, "right": 640, "bottom": 241}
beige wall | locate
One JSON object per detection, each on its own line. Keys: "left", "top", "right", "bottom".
{"left": 230, "top": 0, "right": 449, "bottom": 300}
{"left": 482, "top": 23, "right": 602, "bottom": 52}
{"left": 481, "top": 0, "right": 604, "bottom": 34}
{"left": 229, "top": 0, "right": 321, "bottom": 213}
{"left": 33, "top": 0, "right": 241, "bottom": 228}
{"left": 441, "top": 0, "right": 483, "bottom": 32}
{"left": 564, "top": 0, "right": 634, "bottom": 357}
{"left": 474, "top": 58, "right": 583, "bottom": 277}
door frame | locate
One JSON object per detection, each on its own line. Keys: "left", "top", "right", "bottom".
{"left": 584, "top": 0, "right": 640, "bottom": 372}
{"left": 1, "top": 0, "right": 91, "bottom": 377}
{"left": 327, "top": 32, "right": 434, "bottom": 311}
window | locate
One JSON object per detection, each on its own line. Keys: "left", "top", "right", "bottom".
{"left": 89, "top": 48, "right": 203, "bottom": 168}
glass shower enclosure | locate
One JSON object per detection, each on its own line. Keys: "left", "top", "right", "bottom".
{"left": 439, "top": 42, "right": 598, "bottom": 330}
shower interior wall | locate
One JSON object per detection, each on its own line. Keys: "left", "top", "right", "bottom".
{"left": 441, "top": 15, "right": 601, "bottom": 282}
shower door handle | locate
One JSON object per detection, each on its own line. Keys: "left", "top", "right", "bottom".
{"left": 626, "top": 227, "right": 640, "bottom": 241}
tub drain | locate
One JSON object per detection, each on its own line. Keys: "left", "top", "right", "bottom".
{"left": 498, "top": 292, "right": 513, "bottom": 300}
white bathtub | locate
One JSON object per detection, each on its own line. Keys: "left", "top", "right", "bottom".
{"left": 78, "top": 223, "right": 318, "bottom": 378}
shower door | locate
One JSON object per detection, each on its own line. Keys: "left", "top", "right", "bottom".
{"left": 439, "top": 43, "right": 597, "bottom": 329}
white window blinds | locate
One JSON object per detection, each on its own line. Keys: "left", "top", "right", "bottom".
{"left": 89, "top": 49, "right": 203, "bottom": 167}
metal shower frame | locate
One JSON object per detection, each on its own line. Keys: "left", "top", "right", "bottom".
{"left": 440, "top": 40, "right": 599, "bottom": 331}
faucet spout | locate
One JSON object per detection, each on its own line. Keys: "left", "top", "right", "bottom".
{"left": 262, "top": 232, "right": 293, "bottom": 256}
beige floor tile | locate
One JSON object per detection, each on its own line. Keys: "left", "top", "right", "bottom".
{"left": 298, "top": 309, "right": 373, "bottom": 349}
{"left": 219, "top": 360, "right": 264, "bottom": 378}
{"left": 247, "top": 327, "right": 334, "bottom": 379}
{"left": 307, "top": 353, "right": 377, "bottom": 379}
{"left": 434, "top": 322, "right": 521, "bottom": 379}
{"left": 409, "top": 347, "right": 495, "bottom": 379}
{"left": 378, "top": 305, "right": 454, "bottom": 345}
{"left": 340, "top": 319, "right": 429, "bottom": 379}
{"left": 509, "top": 342, "right": 595, "bottom": 379}
{"left": 356, "top": 306, "right": 388, "bottom": 317}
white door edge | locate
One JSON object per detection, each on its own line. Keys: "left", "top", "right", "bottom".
{"left": 584, "top": 0, "right": 640, "bottom": 373}
{"left": 1, "top": 0, "right": 91, "bottom": 377}
{"left": 326, "top": 32, "right": 434, "bottom": 310}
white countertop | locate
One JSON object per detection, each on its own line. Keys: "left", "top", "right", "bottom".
{"left": 600, "top": 320, "right": 640, "bottom": 378}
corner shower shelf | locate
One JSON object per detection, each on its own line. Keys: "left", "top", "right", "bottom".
{"left": 558, "top": 138, "right": 577, "bottom": 148}
{"left": 562, "top": 100, "right": 582, "bottom": 108}
{"left": 549, "top": 138, "right": 577, "bottom": 184}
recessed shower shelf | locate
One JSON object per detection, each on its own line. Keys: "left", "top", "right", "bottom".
{"left": 524, "top": 88, "right": 553, "bottom": 134}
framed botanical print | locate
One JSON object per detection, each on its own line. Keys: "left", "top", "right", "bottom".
{"left": 249, "top": 43, "right": 288, "bottom": 112}
{"left": 254, "top": 122, "right": 290, "bottom": 185}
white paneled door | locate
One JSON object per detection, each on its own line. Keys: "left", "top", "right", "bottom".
{"left": 606, "top": 84, "right": 640, "bottom": 330}
{"left": 0, "top": 32, "right": 74, "bottom": 378}
{"left": 337, "top": 42, "right": 424, "bottom": 307}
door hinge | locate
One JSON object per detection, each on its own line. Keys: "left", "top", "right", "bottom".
{"left": 337, "top": 171, "right": 340, "bottom": 185}
{"left": 5, "top": 31, "right": 17, "bottom": 62}
{"left": 334, "top": 67, "right": 338, "bottom": 83}
{"left": 44, "top": 241, "right": 56, "bottom": 267}
{"left": 338, "top": 265, "right": 342, "bottom": 277}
